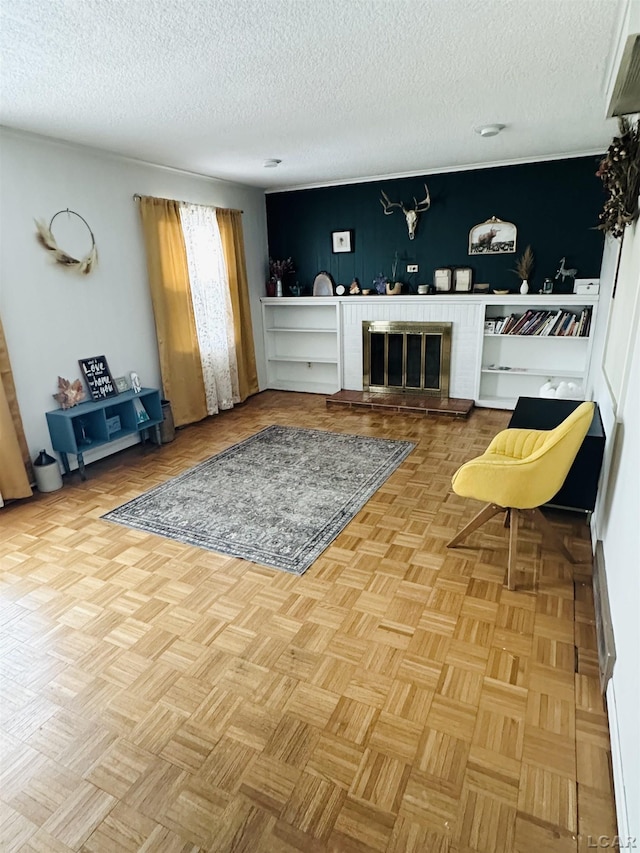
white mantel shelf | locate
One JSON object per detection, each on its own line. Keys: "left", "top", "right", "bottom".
{"left": 260, "top": 294, "right": 599, "bottom": 408}
{"left": 261, "top": 295, "right": 596, "bottom": 306}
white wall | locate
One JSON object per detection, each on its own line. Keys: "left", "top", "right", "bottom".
{"left": 591, "top": 223, "right": 640, "bottom": 840}
{"left": 0, "top": 129, "right": 269, "bottom": 466}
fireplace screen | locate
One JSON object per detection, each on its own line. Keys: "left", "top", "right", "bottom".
{"left": 362, "top": 321, "right": 452, "bottom": 397}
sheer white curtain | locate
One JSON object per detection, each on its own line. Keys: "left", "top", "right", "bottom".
{"left": 179, "top": 203, "right": 240, "bottom": 415}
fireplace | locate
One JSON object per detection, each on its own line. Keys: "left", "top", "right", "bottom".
{"left": 362, "top": 321, "right": 452, "bottom": 397}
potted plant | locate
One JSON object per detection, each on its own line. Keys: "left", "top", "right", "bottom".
{"left": 386, "top": 251, "right": 402, "bottom": 295}
{"left": 511, "top": 245, "right": 534, "bottom": 294}
{"left": 268, "top": 257, "right": 295, "bottom": 296}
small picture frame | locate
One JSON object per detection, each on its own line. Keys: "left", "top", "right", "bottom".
{"left": 469, "top": 216, "right": 517, "bottom": 255}
{"left": 331, "top": 230, "right": 354, "bottom": 254}
{"left": 453, "top": 267, "right": 473, "bottom": 292}
{"left": 115, "top": 376, "right": 129, "bottom": 393}
{"left": 434, "top": 268, "right": 452, "bottom": 292}
{"left": 129, "top": 371, "right": 142, "bottom": 394}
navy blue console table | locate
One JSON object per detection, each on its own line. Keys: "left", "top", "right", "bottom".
{"left": 46, "top": 388, "right": 162, "bottom": 480}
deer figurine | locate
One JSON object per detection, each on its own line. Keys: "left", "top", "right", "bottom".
{"left": 555, "top": 257, "right": 577, "bottom": 282}
{"left": 380, "top": 183, "right": 431, "bottom": 240}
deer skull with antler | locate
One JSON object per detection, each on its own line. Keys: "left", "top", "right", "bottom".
{"left": 380, "top": 183, "right": 431, "bottom": 240}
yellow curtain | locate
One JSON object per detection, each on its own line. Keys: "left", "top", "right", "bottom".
{"left": 138, "top": 197, "right": 207, "bottom": 427}
{"left": 0, "top": 316, "right": 32, "bottom": 501}
{"left": 217, "top": 208, "right": 259, "bottom": 402}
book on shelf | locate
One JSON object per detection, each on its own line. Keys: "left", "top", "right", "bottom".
{"left": 488, "top": 305, "right": 592, "bottom": 338}
{"left": 509, "top": 310, "right": 535, "bottom": 335}
{"left": 540, "top": 310, "right": 563, "bottom": 335}
{"left": 132, "top": 397, "right": 150, "bottom": 424}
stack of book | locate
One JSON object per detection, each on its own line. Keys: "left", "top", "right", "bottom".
{"left": 487, "top": 306, "right": 592, "bottom": 337}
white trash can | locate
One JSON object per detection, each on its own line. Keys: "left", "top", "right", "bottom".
{"left": 33, "top": 449, "right": 63, "bottom": 493}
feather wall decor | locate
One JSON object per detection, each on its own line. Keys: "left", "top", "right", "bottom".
{"left": 35, "top": 209, "right": 98, "bottom": 275}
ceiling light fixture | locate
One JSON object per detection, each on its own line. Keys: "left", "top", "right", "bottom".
{"left": 474, "top": 124, "right": 506, "bottom": 138}
{"left": 263, "top": 158, "right": 282, "bottom": 168}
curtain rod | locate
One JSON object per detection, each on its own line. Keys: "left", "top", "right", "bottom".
{"left": 132, "top": 193, "right": 243, "bottom": 214}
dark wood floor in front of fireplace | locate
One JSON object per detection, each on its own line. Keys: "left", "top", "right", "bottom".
{"left": 327, "top": 389, "right": 475, "bottom": 417}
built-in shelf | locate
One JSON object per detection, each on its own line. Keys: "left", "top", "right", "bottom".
{"left": 260, "top": 295, "right": 599, "bottom": 409}
{"left": 262, "top": 299, "right": 342, "bottom": 394}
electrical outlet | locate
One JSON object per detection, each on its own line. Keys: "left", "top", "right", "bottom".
{"left": 407, "top": 264, "right": 418, "bottom": 273}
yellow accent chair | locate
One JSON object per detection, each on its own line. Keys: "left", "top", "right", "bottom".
{"left": 447, "top": 401, "right": 595, "bottom": 589}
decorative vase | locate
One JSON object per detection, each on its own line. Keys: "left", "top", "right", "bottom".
{"left": 520, "top": 279, "right": 529, "bottom": 294}
{"left": 386, "top": 282, "right": 402, "bottom": 296}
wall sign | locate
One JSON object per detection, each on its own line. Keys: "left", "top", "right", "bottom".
{"left": 79, "top": 355, "right": 118, "bottom": 400}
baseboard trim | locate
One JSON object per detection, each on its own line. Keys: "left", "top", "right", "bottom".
{"left": 606, "top": 679, "right": 631, "bottom": 841}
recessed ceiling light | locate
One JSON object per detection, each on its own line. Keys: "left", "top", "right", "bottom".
{"left": 263, "top": 158, "right": 282, "bottom": 168}
{"left": 474, "top": 124, "right": 506, "bottom": 138}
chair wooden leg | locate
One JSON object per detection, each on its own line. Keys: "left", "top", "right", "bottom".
{"left": 529, "top": 507, "right": 576, "bottom": 564}
{"left": 447, "top": 503, "right": 504, "bottom": 548}
{"left": 508, "top": 508, "right": 519, "bottom": 590}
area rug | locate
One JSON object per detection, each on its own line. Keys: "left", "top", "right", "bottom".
{"left": 102, "top": 425, "right": 414, "bottom": 575}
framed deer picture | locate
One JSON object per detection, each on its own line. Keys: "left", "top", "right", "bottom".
{"left": 469, "top": 216, "right": 517, "bottom": 255}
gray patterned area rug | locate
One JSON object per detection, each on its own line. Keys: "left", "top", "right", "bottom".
{"left": 102, "top": 425, "right": 414, "bottom": 575}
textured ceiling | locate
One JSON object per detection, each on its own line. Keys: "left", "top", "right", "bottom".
{"left": 0, "top": 0, "right": 628, "bottom": 190}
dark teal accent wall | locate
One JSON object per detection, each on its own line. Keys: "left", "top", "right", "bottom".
{"left": 265, "top": 157, "right": 605, "bottom": 295}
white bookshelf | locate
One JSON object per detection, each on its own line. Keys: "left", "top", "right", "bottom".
{"left": 477, "top": 296, "right": 599, "bottom": 409}
{"left": 262, "top": 298, "right": 342, "bottom": 394}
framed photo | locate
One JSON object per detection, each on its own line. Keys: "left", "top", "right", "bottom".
{"left": 114, "top": 376, "right": 129, "bottom": 393}
{"left": 331, "top": 230, "right": 353, "bottom": 253}
{"left": 469, "top": 216, "right": 517, "bottom": 255}
{"left": 434, "top": 268, "right": 452, "bottom": 292}
{"left": 453, "top": 267, "right": 473, "bottom": 292}
{"left": 78, "top": 355, "right": 118, "bottom": 401}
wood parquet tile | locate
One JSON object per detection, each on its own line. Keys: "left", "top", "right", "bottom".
{"left": 0, "top": 391, "right": 617, "bottom": 851}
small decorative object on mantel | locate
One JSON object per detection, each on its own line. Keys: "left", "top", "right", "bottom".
{"left": 35, "top": 209, "right": 97, "bottom": 275}
{"left": 453, "top": 267, "right": 473, "bottom": 292}
{"left": 372, "top": 273, "right": 388, "bottom": 295}
{"left": 349, "top": 278, "right": 361, "bottom": 295}
{"left": 555, "top": 256, "right": 577, "bottom": 284}
{"left": 434, "top": 267, "right": 452, "bottom": 292}
{"left": 511, "top": 245, "right": 534, "bottom": 294}
{"left": 596, "top": 116, "right": 640, "bottom": 239}
{"left": 53, "top": 376, "right": 86, "bottom": 409}
{"left": 379, "top": 183, "right": 431, "bottom": 240}
{"left": 469, "top": 216, "right": 517, "bottom": 255}
{"left": 78, "top": 356, "right": 117, "bottom": 401}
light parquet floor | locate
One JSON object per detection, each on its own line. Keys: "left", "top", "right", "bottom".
{"left": 0, "top": 391, "right": 617, "bottom": 852}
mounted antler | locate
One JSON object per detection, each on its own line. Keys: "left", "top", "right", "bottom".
{"left": 379, "top": 183, "right": 431, "bottom": 239}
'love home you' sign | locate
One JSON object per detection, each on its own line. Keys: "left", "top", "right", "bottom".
{"left": 78, "top": 355, "right": 118, "bottom": 401}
